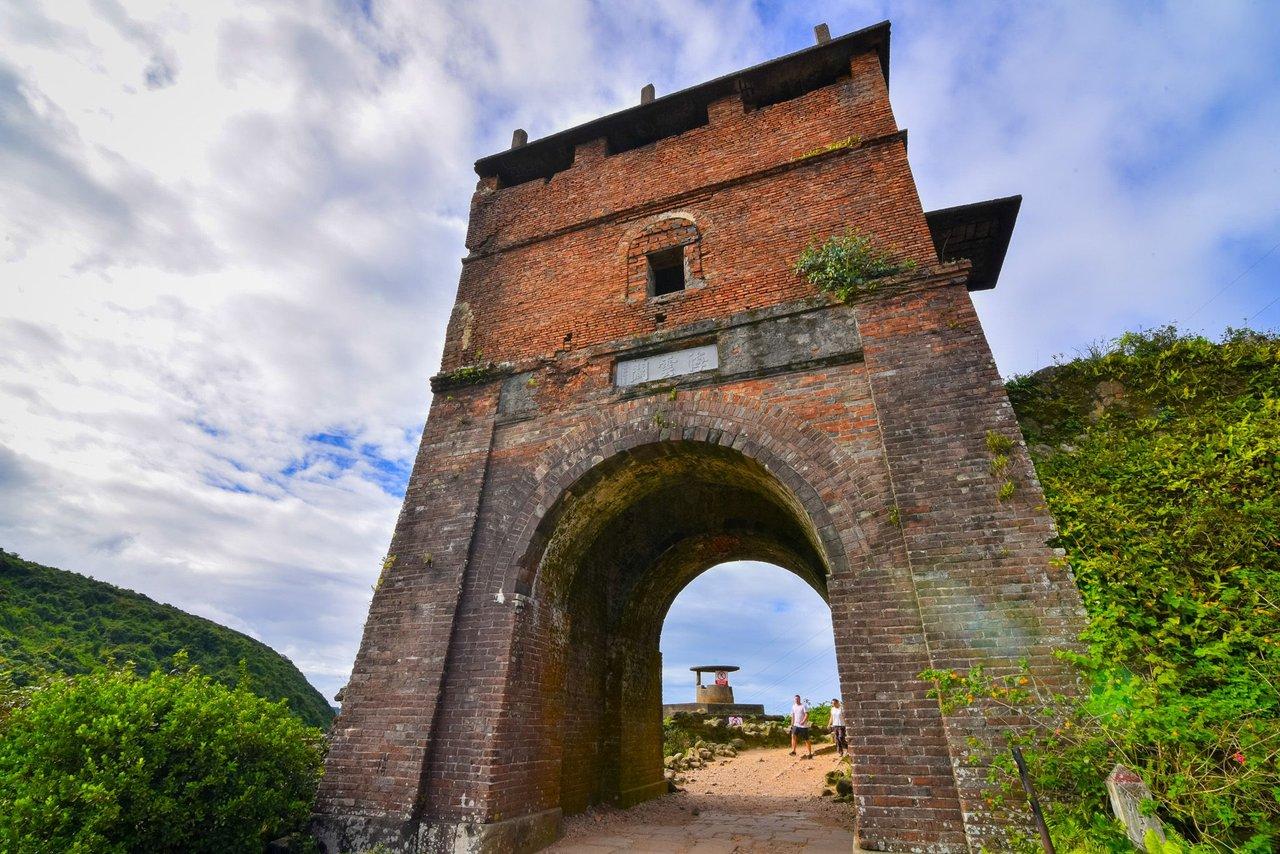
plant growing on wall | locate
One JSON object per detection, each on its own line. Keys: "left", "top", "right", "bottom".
{"left": 794, "top": 230, "right": 915, "bottom": 302}
{"left": 438, "top": 361, "right": 498, "bottom": 386}
{"left": 927, "top": 327, "right": 1280, "bottom": 851}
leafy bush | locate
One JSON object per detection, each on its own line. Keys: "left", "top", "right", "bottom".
{"left": 942, "top": 327, "right": 1280, "bottom": 851}
{"left": 793, "top": 230, "right": 914, "bottom": 302}
{"left": 0, "top": 658, "right": 326, "bottom": 853}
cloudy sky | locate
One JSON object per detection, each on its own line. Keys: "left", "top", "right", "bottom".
{"left": 1, "top": 1, "right": 1277, "bottom": 712}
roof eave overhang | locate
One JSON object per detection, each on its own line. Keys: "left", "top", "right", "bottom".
{"left": 925, "top": 195, "right": 1022, "bottom": 292}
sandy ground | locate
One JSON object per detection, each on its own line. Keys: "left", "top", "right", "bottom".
{"left": 547, "top": 744, "right": 855, "bottom": 853}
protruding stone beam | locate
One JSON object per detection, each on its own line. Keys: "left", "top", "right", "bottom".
{"left": 814, "top": 23, "right": 831, "bottom": 44}
{"left": 641, "top": 83, "right": 655, "bottom": 105}
{"left": 511, "top": 128, "right": 527, "bottom": 149}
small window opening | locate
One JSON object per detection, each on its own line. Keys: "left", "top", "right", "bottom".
{"left": 648, "top": 246, "right": 686, "bottom": 297}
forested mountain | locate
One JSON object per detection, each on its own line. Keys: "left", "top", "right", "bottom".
{"left": 0, "top": 550, "right": 334, "bottom": 728}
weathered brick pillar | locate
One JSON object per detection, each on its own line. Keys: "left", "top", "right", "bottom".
{"left": 858, "top": 276, "right": 1086, "bottom": 850}
{"left": 313, "top": 384, "right": 498, "bottom": 852}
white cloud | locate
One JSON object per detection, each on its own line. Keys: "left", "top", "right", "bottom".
{"left": 0, "top": 0, "right": 766, "bottom": 701}
{"left": 1, "top": 1, "right": 1276, "bottom": 704}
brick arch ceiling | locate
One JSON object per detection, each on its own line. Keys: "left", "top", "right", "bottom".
{"left": 499, "top": 393, "right": 875, "bottom": 605}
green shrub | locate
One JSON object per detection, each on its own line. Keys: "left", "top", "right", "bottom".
{"left": 662, "top": 712, "right": 791, "bottom": 755}
{"left": 933, "top": 327, "right": 1280, "bottom": 851}
{"left": 0, "top": 658, "right": 326, "bottom": 853}
{"left": 793, "top": 230, "right": 914, "bottom": 302}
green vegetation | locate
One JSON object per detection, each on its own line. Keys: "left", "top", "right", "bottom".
{"left": 934, "top": 327, "right": 1280, "bottom": 851}
{"left": 793, "top": 135, "right": 861, "bottom": 162}
{"left": 662, "top": 712, "right": 792, "bottom": 757}
{"left": 822, "top": 755, "right": 854, "bottom": 801}
{"left": 0, "top": 660, "right": 325, "bottom": 853}
{"left": 662, "top": 712, "right": 798, "bottom": 784}
{"left": 0, "top": 550, "right": 334, "bottom": 728}
{"left": 436, "top": 360, "right": 499, "bottom": 387}
{"left": 806, "top": 702, "right": 832, "bottom": 730}
{"left": 793, "top": 230, "right": 915, "bottom": 302}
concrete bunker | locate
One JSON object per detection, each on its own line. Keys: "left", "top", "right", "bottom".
{"left": 660, "top": 664, "right": 767, "bottom": 716}
{"left": 511, "top": 439, "right": 839, "bottom": 816}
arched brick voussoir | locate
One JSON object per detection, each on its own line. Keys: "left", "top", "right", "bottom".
{"left": 495, "top": 391, "right": 879, "bottom": 598}
{"left": 613, "top": 209, "right": 710, "bottom": 264}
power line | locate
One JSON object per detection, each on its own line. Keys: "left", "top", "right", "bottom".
{"left": 1186, "top": 237, "right": 1280, "bottom": 321}
{"left": 752, "top": 647, "right": 830, "bottom": 699}
{"left": 744, "top": 624, "right": 832, "bottom": 684}
{"left": 1250, "top": 291, "right": 1280, "bottom": 321}
{"left": 752, "top": 645, "right": 837, "bottom": 703}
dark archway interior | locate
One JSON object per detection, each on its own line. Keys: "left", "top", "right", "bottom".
{"left": 519, "top": 441, "right": 833, "bottom": 814}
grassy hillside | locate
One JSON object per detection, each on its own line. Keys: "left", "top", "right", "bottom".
{"left": 1005, "top": 327, "right": 1279, "bottom": 849}
{"left": 0, "top": 550, "right": 334, "bottom": 729}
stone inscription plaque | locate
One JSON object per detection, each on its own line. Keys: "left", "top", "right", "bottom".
{"left": 615, "top": 343, "right": 718, "bottom": 387}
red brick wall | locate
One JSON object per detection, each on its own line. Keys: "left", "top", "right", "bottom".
{"left": 314, "top": 40, "right": 1086, "bottom": 854}
{"left": 444, "top": 53, "right": 933, "bottom": 372}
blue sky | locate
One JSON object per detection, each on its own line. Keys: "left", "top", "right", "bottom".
{"left": 0, "top": 1, "right": 1277, "bottom": 705}
{"left": 661, "top": 563, "right": 837, "bottom": 714}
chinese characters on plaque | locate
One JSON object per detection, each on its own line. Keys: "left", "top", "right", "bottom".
{"left": 614, "top": 343, "right": 718, "bottom": 387}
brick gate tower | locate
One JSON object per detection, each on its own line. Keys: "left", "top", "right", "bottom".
{"left": 314, "top": 20, "right": 1086, "bottom": 853}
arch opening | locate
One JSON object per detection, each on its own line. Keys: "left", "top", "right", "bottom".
{"left": 659, "top": 561, "right": 839, "bottom": 719}
{"left": 513, "top": 440, "right": 844, "bottom": 816}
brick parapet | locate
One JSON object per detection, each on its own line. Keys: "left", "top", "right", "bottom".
{"left": 465, "top": 53, "right": 899, "bottom": 256}
{"left": 444, "top": 51, "right": 935, "bottom": 374}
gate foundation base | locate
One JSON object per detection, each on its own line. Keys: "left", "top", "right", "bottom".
{"left": 618, "top": 779, "right": 668, "bottom": 808}
{"left": 314, "top": 808, "right": 562, "bottom": 854}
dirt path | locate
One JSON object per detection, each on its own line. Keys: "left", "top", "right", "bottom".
{"left": 548, "top": 744, "right": 855, "bottom": 853}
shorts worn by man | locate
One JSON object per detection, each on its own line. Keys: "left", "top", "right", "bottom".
{"left": 789, "top": 694, "right": 813, "bottom": 759}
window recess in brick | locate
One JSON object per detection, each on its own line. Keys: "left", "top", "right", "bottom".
{"left": 627, "top": 217, "right": 704, "bottom": 302}
{"left": 648, "top": 246, "right": 685, "bottom": 296}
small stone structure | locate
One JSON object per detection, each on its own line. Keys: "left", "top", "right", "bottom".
{"left": 1106, "top": 765, "right": 1167, "bottom": 850}
{"left": 662, "top": 665, "right": 765, "bottom": 716}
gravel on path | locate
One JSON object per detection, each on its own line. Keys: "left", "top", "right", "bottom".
{"left": 548, "top": 744, "right": 855, "bottom": 853}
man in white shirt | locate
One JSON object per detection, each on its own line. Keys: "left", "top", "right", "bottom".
{"left": 789, "top": 694, "right": 812, "bottom": 759}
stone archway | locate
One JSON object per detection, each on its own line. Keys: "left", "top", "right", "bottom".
{"left": 316, "top": 23, "right": 1089, "bottom": 852}
{"left": 510, "top": 440, "right": 834, "bottom": 814}
{"left": 430, "top": 395, "right": 974, "bottom": 852}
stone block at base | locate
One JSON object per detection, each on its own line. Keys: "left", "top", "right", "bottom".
{"left": 313, "top": 808, "right": 562, "bottom": 854}
{"left": 617, "top": 779, "right": 669, "bottom": 808}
